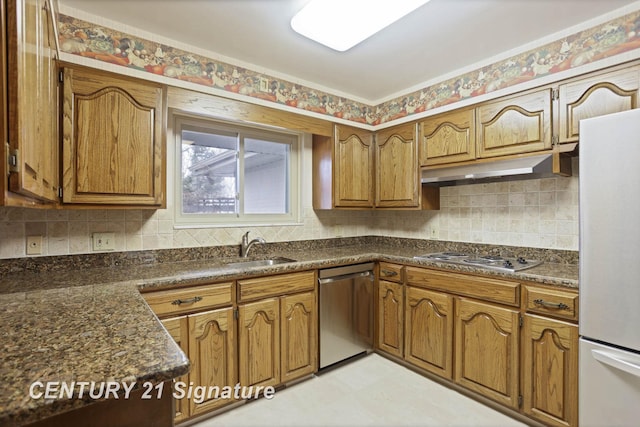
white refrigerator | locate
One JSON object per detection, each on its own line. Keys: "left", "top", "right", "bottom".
{"left": 579, "top": 108, "right": 640, "bottom": 426}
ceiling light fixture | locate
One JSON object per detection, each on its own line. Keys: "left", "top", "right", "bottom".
{"left": 290, "top": 0, "right": 430, "bottom": 52}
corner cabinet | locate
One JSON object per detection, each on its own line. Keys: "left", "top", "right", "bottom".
{"left": 3, "top": 0, "right": 59, "bottom": 206}
{"left": 61, "top": 66, "right": 166, "bottom": 206}
{"left": 375, "top": 123, "right": 419, "bottom": 208}
{"left": 333, "top": 124, "right": 375, "bottom": 208}
{"left": 558, "top": 65, "right": 640, "bottom": 143}
{"left": 476, "top": 88, "right": 552, "bottom": 158}
{"left": 313, "top": 123, "right": 438, "bottom": 210}
{"left": 143, "top": 281, "right": 237, "bottom": 422}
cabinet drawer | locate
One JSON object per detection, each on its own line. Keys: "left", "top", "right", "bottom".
{"left": 143, "top": 282, "right": 233, "bottom": 317}
{"left": 406, "top": 267, "right": 520, "bottom": 306}
{"left": 379, "top": 263, "right": 403, "bottom": 283}
{"left": 238, "top": 271, "right": 315, "bottom": 302}
{"left": 524, "top": 286, "right": 578, "bottom": 321}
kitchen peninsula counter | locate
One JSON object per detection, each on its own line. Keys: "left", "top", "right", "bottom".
{"left": 0, "top": 237, "right": 578, "bottom": 426}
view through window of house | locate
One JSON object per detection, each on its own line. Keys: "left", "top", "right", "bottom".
{"left": 176, "top": 117, "right": 300, "bottom": 225}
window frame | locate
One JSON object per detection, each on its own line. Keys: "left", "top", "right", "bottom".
{"left": 173, "top": 114, "right": 302, "bottom": 228}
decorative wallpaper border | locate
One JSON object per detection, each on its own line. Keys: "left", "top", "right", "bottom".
{"left": 57, "top": 9, "right": 640, "bottom": 127}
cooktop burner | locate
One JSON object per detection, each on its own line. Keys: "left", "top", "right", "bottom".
{"left": 413, "top": 252, "right": 542, "bottom": 273}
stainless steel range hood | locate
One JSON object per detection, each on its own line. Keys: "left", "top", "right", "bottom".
{"left": 421, "top": 153, "right": 557, "bottom": 186}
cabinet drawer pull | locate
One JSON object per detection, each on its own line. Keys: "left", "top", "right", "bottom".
{"left": 533, "top": 299, "right": 569, "bottom": 310}
{"left": 381, "top": 269, "right": 398, "bottom": 277}
{"left": 172, "top": 296, "right": 203, "bottom": 306}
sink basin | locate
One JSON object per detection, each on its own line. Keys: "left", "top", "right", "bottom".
{"left": 225, "top": 257, "right": 296, "bottom": 268}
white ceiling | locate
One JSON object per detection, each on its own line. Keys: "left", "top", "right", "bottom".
{"left": 59, "top": 0, "right": 639, "bottom": 103}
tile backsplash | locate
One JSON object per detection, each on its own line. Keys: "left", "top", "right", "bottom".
{"left": 0, "top": 157, "right": 579, "bottom": 259}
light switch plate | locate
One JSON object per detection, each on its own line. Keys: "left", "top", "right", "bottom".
{"left": 92, "top": 232, "right": 115, "bottom": 251}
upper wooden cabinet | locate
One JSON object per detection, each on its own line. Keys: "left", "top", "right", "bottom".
{"left": 477, "top": 89, "right": 552, "bottom": 158}
{"left": 3, "top": 0, "right": 59, "bottom": 205}
{"left": 313, "top": 124, "right": 437, "bottom": 210}
{"left": 375, "top": 123, "right": 419, "bottom": 208}
{"left": 333, "top": 124, "right": 375, "bottom": 208}
{"left": 61, "top": 66, "right": 166, "bottom": 206}
{"left": 420, "top": 108, "right": 476, "bottom": 166}
{"left": 558, "top": 66, "right": 640, "bottom": 143}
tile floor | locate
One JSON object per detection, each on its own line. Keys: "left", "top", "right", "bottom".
{"left": 194, "top": 353, "right": 526, "bottom": 427}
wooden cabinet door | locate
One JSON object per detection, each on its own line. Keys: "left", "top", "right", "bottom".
{"left": 61, "top": 66, "right": 166, "bottom": 206}
{"left": 404, "top": 287, "right": 454, "bottom": 379}
{"left": 6, "top": 0, "right": 58, "bottom": 204}
{"left": 420, "top": 108, "right": 476, "bottom": 165}
{"left": 377, "top": 280, "right": 403, "bottom": 357}
{"left": 477, "top": 89, "right": 552, "bottom": 158}
{"left": 187, "top": 307, "right": 236, "bottom": 417}
{"left": 455, "top": 298, "right": 519, "bottom": 408}
{"left": 375, "top": 123, "right": 419, "bottom": 208}
{"left": 161, "top": 316, "right": 190, "bottom": 423}
{"left": 558, "top": 66, "right": 640, "bottom": 143}
{"left": 334, "top": 124, "right": 374, "bottom": 208}
{"left": 522, "top": 315, "right": 578, "bottom": 427}
{"left": 239, "top": 298, "right": 280, "bottom": 388}
{"left": 280, "top": 292, "right": 317, "bottom": 383}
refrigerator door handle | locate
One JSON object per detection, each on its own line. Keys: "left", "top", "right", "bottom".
{"left": 592, "top": 349, "right": 640, "bottom": 378}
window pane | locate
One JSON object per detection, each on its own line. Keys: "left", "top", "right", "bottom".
{"left": 181, "top": 129, "right": 238, "bottom": 214}
{"left": 244, "top": 138, "right": 289, "bottom": 214}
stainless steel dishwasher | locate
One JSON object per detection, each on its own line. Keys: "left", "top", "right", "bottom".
{"left": 318, "top": 262, "right": 374, "bottom": 369}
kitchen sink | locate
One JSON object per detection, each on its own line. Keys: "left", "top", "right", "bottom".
{"left": 225, "top": 257, "right": 297, "bottom": 268}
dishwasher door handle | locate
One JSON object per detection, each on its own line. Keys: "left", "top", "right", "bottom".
{"left": 318, "top": 271, "right": 373, "bottom": 285}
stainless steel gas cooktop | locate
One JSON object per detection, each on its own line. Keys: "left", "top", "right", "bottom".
{"left": 413, "top": 252, "right": 542, "bottom": 273}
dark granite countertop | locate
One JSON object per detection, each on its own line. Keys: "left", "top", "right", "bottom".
{"left": 0, "top": 284, "right": 189, "bottom": 427}
{"left": 0, "top": 238, "right": 578, "bottom": 426}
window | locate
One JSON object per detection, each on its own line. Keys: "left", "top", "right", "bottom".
{"left": 175, "top": 116, "right": 301, "bottom": 226}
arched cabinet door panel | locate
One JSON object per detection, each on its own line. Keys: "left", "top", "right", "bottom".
{"left": 477, "top": 89, "right": 552, "bottom": 158}
{"left": 61, "top": 66, "right": 166, "bottom": 206}
{"left": 558, "top": 66, "right": 640, "bottom": 143}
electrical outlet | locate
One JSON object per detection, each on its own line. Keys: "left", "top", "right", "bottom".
{"left": 92, "top": 232, "right": 115, "bottom": 251}
{"left": 26, "top": 235, "right": 43, "bottom": 255}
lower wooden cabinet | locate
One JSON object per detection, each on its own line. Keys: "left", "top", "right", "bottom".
{"left": 404, "top": 286, "right": 454, "bottom": 379}
{"left": 187, "top": 308, "right": 236, "bottom": 417}
{"left": 280, "top": 292, "right": 317, "bottom": 382}
{"left": 522, "top": 314, "right": 578, "bottom": 427}
{"left": 161, "top": 316, "right": 190, "bottom": 423}
{"left": 238, "top": 298, "right": 280, "bottom": 388}
{"left": 455, "top": 298, "right": 520, "bottom": 409}
{"left": 161, "top": 307, "right": 236, "bottom": 421}
{"left": 377, "top": 280, "right": 404, "bottom": 357}
{"left": 238, "top": 291, "right": 317, "bottom": 388}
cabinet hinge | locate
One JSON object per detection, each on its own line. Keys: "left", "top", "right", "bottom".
{"left": 552, "top": 135, "right": 559, "bottom": 146}
{"left": 518, "top": 395, "right": 523, "bottom": 408}
{"left": 7, "top": 145, "right": 19, "bottom": 173}
{"left": 552, "top": 88, "right": 560, "bottom": 100}
{"left": 59, "top": 70, "right": 64, "bottom": 83}
{"left": 234, "top": 308, "right": 239, "bottom": 320}
{"left": 519, "top": 316, "right": 524, "bottom": 328}
{"left": 58, "top": 187, "right": 63, "bottom": 198}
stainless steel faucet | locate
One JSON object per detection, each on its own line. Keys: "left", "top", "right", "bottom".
{"left": 240, "top": 231, "right": 266, "bottom": 257}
